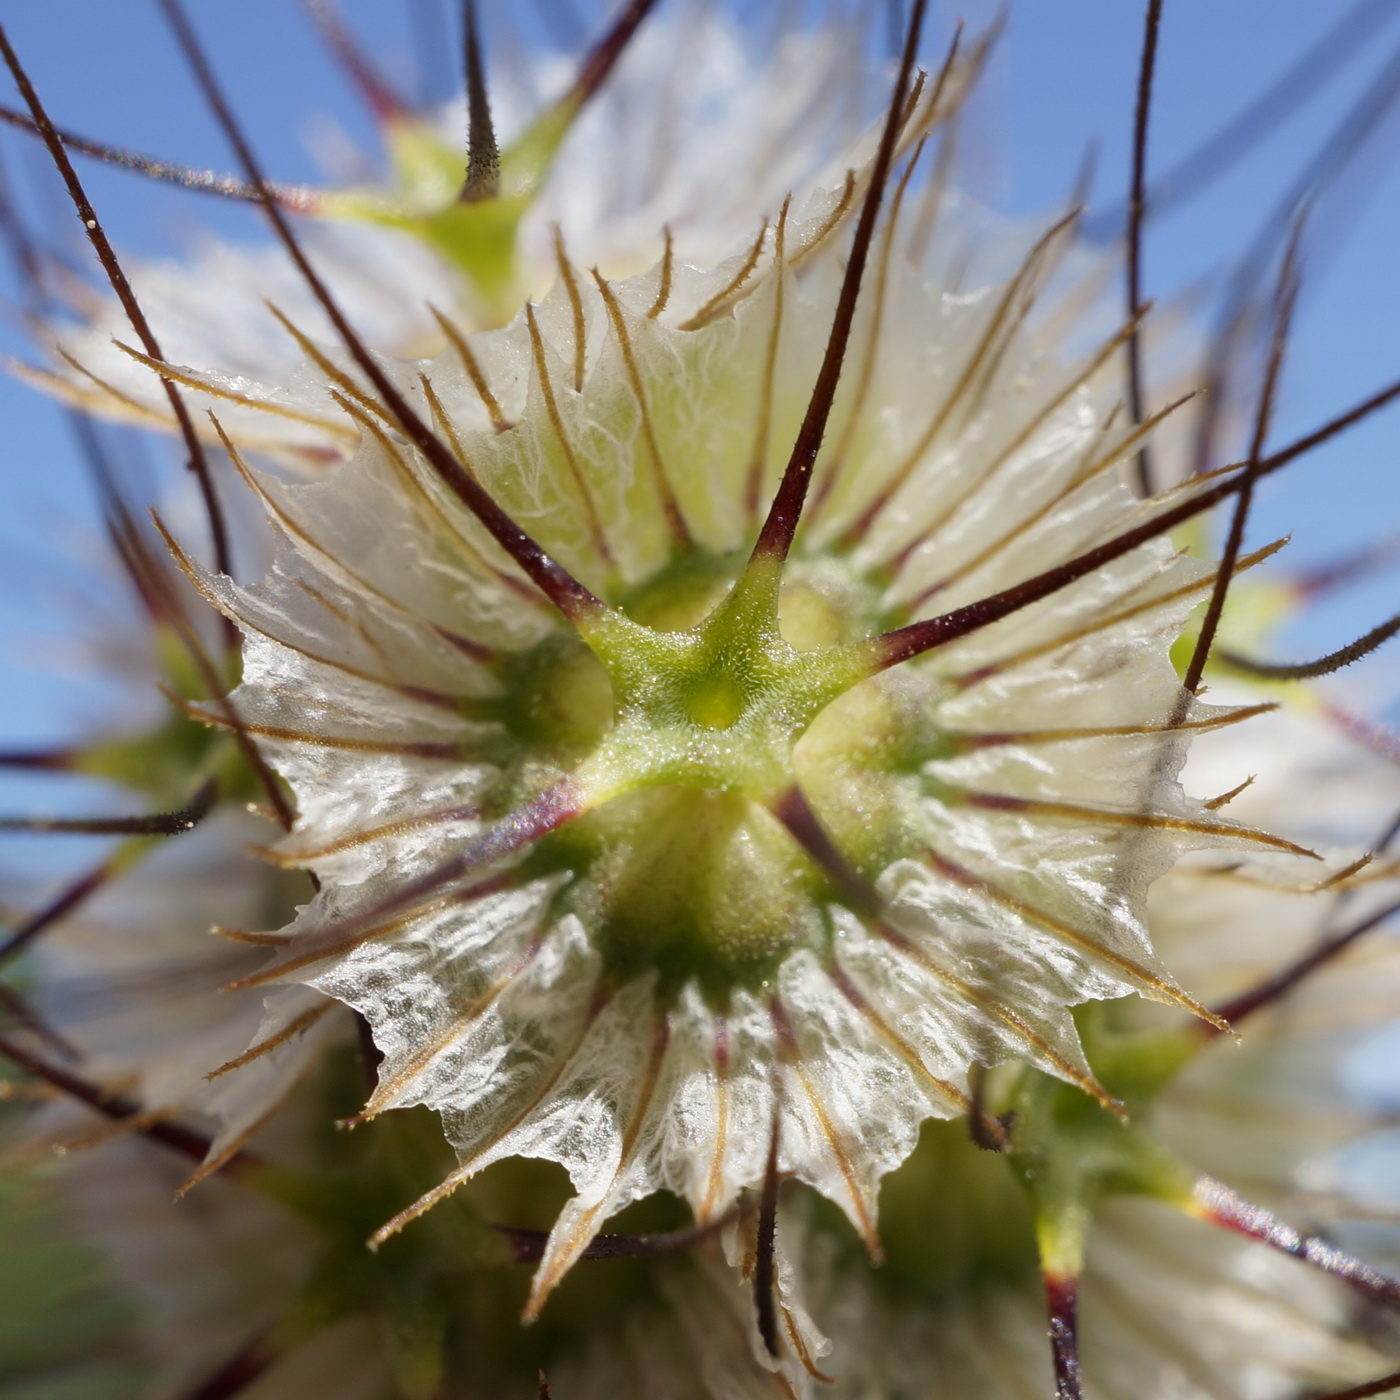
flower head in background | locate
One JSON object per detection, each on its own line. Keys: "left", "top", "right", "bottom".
{"left": 3, "top": 3, "right": 1400, "bottom": 1399}
{"left": 14, "top": 2, "right": 886, "bottom": 475}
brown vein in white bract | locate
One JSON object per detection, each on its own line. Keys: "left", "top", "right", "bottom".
{"left": 214, "top": 415, "right": 504, "bottom": 663}
{"left": 946, "top": 701, "right": 1277, "bottom": 749}
{"left": 782, "top": 1301, "right": 836, "bottom": 1384}
{"left": 952, "top": 789, "right": 1316, "bottom": 857}
{"left": 225, "top": 882, "right": 490, "bottom": 990}
{"left": 215, "top": 925, "right": 293, "bottom": 948}
{"left": 903, "top": 391, "right": 1197, "bottom": 611}
{"left": 418, "top": 368, "right": 531, "bottom": 593}
{"left": 551, "top": 225, "right": 589, "bottom": 394}
{"left": 11, "top": 359, "right": 165, "bottom": 437}
{"left": 369, "top": 989, "right": 614, "bottom": 1249}
{"left": 177, "top": 1011, "right": 342, "bottom": 1197}
{"left": 700, "top": 1247, "right": 800, "bottom": 1398}
{"left": 646, "top": 226, "right": 674, "bottom": 320}
{"left": 224, "top": 909, "right": 422, "bottom": 989}
{"left": 925, "top": 850, "right": 1224, "bottom": 1033}
{"left": 1202, "top": 776, "right": 1256, "bottom": 810}
{"left": 677, "top": 216, "right": 771, "bottom": 332}
{"left": 774, "top": 27, "right": 989, "bottom": 305}
{"left": 698, "top": 1017, "right": 732, "bottom": 1222}
{"left": 525, "top": 301, "right": 618, "bottom": 574}
{"left": 43, "top": 1104, "right": 173, "bottom": 1159}
{"left": 51, "top": 349, "right": 190, "bottom": 430}
{"left": 825, "top": 956, "right": 971, "bottom": 1115}
{"left": 786, "top": 170, "right": 857, "bottom": 280}
{"left": 112, "top": 340, "right": 356, "bottom": 443}
{"left": 157, "top": 512, "right": 468, "bottom": 714}
{"left": 593, "top": 269, "right": 694, "bottom": 551}
{"left": 838, "top": 209, "right": 1080, "bottom": 543}
{"left": 883, "top": 310, "right": 1149, "bottom": 584}
{"left": 791, "top": 1055, "right": 880, "bottom": 1253}
{"left": 1180, "top": 854, "right": 1389, "bottom": 896}
{"left": 334, "top": 384, "right": 541, "bottom": 610}
{"left": 771, "top": 995, "right": 880, "bottom": 1256}
{"left": 264, "top": 303, "right": 394, "bottom": 426}
{"left": 744, "top": 198, "right": 791, "bottom": 524}
{"left": 180, "top": 545, "right": 464, "bottom": 713}
{"left": 203, "top": 711, "right": 469, "bottom": 761}
{"left": 290, "top": 571, "right": 402, "bottom": 681}
{"left": 525, "top": 1013, "right": 671, "bottom": 1320}
{"left": 950, "top": 539, "right": 1288, "bottom": 686}
{"left": 255, "top": 797, "right": 483, "bottom": 867}
{"left": 429, "top": 304, "right": 512, "bottom": 432}
{"left": 206, "top": 999, "right": 336, "bottom": 1079}
{"left": 927, "top": 207, "right": 1086, "bottom": 463}
{"left": 355, "top": 931, "right": 548, "bottom": 1120}
{"left": 871, "top": 918, "right": 1115, "bottom": 1110}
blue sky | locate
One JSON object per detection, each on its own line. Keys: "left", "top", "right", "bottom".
{"left": 0, "top": 0, "right": 1398, "bottom": 758}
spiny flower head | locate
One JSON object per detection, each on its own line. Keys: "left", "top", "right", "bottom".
{"left": 140, "top": 7, "right": 1318, "bottom": 1326}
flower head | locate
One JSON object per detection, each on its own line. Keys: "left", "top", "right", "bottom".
{"left": 154, "top": 18, "right": 1315, "bottom": 1321}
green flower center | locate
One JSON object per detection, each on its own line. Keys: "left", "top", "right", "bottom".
{"left": 488, "top": 549, "right": 918, "bottom": 998}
